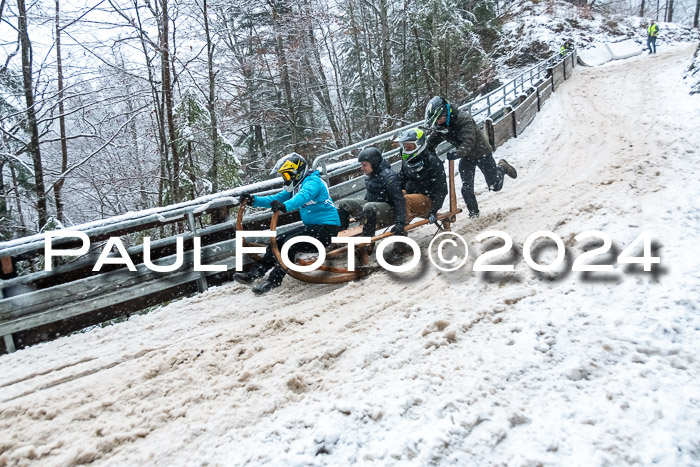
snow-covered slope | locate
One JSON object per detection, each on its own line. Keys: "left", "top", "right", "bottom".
{"left": 1, "top": 43, "right": 699, "bottom": 466}
{"left": 687, "top": 42, "right": 700, "bottom": 93}
{"left": 495, "top": 0, "right": 700, "bottom": 73}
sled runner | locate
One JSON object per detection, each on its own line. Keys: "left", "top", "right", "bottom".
{"left": 236, "top": 160, "right": 462, "bottom": 284}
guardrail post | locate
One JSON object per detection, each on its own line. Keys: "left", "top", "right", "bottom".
{"left": 1, "top": 257, "right": 13, "bottom": 276}
{"left": 319, "top": 159, "right": 330, "bottom": 184}
{"left": 3, "top": 334, "right": 16, "bottom": 353}
{"left": 511, "top": 98, "right": 522, "bottom": 138}
{"left": 484, "top": 118, "right": 495, "bottom": 150}
{"left": 186, "top": 212, "right": 209, "bottom": 293}
{"left": 563, "top": 58, "right": 568, "bottom": 80}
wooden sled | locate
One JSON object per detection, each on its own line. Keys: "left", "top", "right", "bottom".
{"left": 236, "top": 160, "right": 462, "bottom": 284}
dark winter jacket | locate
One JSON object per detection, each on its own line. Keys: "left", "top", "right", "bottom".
{"left": 426, "top": 107, "right": 492, "bottom": 161}
{"left": 400, "top": 152, "right": 447, "bottom": 216}
{"left": 364, "top": 159, "right": 407, "bottom": 225}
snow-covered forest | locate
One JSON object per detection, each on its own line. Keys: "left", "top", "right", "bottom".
{"left": 1, "top": 0, "right": 699, "bottom": 241}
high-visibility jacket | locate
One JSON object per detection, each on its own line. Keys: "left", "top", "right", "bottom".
{"left": 648, "top": 24, "right": 658, "bottom": 37}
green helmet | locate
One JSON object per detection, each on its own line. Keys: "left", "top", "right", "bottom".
{"left": 397, "top": 128, "right": 427, "bottom": 171}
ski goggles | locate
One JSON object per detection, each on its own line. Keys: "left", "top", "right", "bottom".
{"left": 401, "top": 142, "right": 419, "bottom": 158}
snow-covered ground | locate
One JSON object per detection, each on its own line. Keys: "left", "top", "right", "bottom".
{"left": 496, "top": 0, "right": 700, "bottom": 73}
{"left": 1, "top": 43, "right": 699, "bottom": 466}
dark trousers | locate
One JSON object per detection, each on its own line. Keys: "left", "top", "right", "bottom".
{"left": 260, "top": 224, "right": 340, "bottom": 285}
{"left": 459, "top": 155, "right": 505, "bottom": 215}
{"left": 647, "top": 36, "right": 657, "bottom": 53}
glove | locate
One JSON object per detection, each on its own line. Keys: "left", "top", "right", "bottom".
{"left": 446, "top": 150, "right": 460, "bottom": 160}
{"left": 390, "top": 223, "right": 405, "bottom": 235}
{"left": 428, "top": 213, "right": 438, "bottom": 224}
{"left": 271, "top": 200, "right": 287, "bottom": 213}
{"left": 239, "top": 193, "right": 255, "bottom": 205}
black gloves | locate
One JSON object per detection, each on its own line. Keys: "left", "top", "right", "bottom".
{"left": 390, "top": 223, "right": 405, "bottom": 235}
{"left": 428, "top": 213, "right": 438, "bottom": 224}
{"left": 239, "top": 193, "right": 255, "bottom": 204}
{"left": 271, "top": 200, "right": 287, "bottom": 213}
{"left": 446, "top": 150, "right": 460, "bottom": 160}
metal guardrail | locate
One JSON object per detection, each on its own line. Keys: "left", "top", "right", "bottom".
{"left": 0, "top": 50, "right": 576, "bottom": 353}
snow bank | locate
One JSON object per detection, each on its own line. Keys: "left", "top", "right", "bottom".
{"left": 577, "top": 44, "right": 613, "bottom": 66}
{"left": 579, "top": 40, "right": 644, "bottom": 67}
{"left": 686, "top": 43, "right": 700, "bottom": 95}
{"left": 606, "top": 39, "right": 643, "bottom": 60}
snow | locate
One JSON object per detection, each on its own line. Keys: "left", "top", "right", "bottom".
{"left": 579, "top": 40, "right": 644, "bottom": 66}
{"left": 606, "top": 39, "right": 644, "bottom": 60}
{"left": 687, "top": 43, "right": 700, "bottom": 94}
{"left": 495, "top": 0, "right": 699, "bottom": 76}
{"left": 578, "top": 44, "right": 614, "bottom": 66}
{"left": 1, "top": 44, "right": 700, "bottom": 465}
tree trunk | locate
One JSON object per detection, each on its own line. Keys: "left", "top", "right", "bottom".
{"left": 53, "top": 0, "right": 69, "bottom": 225}
{"left": 412, "top": 25, "right": 433, "bottom": 96}
{"left": 0, "top": 162, "right": 7, "bottom": 239}
{"left": 202, "top": 0, "right": 220, "bottom": 192}
{"left": 694, "top": 0, "right": 699, "bottom": 28}
{"left": 667, "top": 0, "right": 673, "bottom": 21}
{"left": 161, "top": 0, "right": 181, "bottom": 203}
{"left": 432, "top": 4, "right": 441, "bottom": 94}
{"left": 254, "top": 124, "right": 266, "bottom": 159}
{"left": 10, "top": 164, "right": 27, "bottom": 233}
{"left": 125, "top": 83, "right": 149, "bottom": 210}
{"left": 359, "top": 2, "right": 378, "bottom": 115}
{"left": 379, "top": 0, "right": 393, "bottom": 116}
{"left": 640, "top": 0, "right": 645, "bottom": 18}
{"left": 0, "top": 0, "right": 6, "bottom": 26}
{"left": 347, "top": 0, "right": 369, "bottom": 134}
{"left": 132, "top": 2, "right": 167, "bottom": 207}
{"left": 17, "top": 0, "right": 48, "bottom": 230}
{"left": 301, "top": 16, "right": 343, "bottom": 147}
{"left": 269, "top": 1, "right": 299, "bottom": 146}
{"left": 321, "top": 22, "right": 353, "bottom": 143}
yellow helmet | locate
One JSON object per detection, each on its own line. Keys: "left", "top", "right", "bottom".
{"left": 271, "top": 152, "right": 308, "bottom": 191}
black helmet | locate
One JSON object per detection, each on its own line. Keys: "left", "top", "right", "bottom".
{"left": 271, "top": 152, "right": 308, "bottom": 192}
{"left": 358, "top": 147, "right": 383, "bottom": 172}
{"left": 425, "top": 96, "right": 452, "bottom": 133}
{"left": 397, "top": 128, "right": 427, "bottom": 172}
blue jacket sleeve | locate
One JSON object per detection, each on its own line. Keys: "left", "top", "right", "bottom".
{"left": 284, "top": 178, "right": 320, "bottom": 212}
{"left": 253, "top": 190, "right": 291, "bottom": 208}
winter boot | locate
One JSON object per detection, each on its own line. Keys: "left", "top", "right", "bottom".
{"left": 392, "top": 241, "right": 412, "bottom": 257}
{"left": 468, "top": 211, "right": 480, "bottom": 219}
{"left": 252, "top": 278, "right": 281, "bottom": 295}
{"left": 497, "top": 159, "right": 517, "bottom": 179}
{"left": 338, "top": 207, "right": 351, "bottom": 231}
{"left": 233, "top": 263, "right": 266, "bottom": 286}
{"left": 360, "top": 210, "right": 377, "bottom": 237}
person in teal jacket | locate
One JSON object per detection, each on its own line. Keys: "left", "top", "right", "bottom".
{"left": 235, "top": 152, "right": 341, "bottom": 295}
